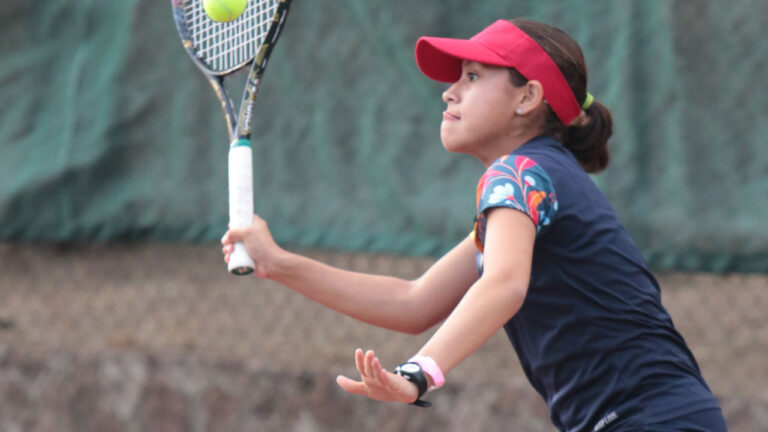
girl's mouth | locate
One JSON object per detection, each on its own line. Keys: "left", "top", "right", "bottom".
{"left": 442, "top": 111, "right": 460, "bottom": 121}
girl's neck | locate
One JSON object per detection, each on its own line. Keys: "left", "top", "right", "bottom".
{"left": 477, "top": 130, "right": 543, "bottom": 167}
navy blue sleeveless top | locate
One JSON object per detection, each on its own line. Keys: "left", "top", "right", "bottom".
{"left": 473, "top": 136, "right": 721, "bottom": 431}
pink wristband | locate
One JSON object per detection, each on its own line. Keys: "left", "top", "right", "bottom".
{"left": 409, "top": 355, "right": 445, "bottom": 390}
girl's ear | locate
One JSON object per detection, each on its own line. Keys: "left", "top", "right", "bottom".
{"left": 516, "top": 80, "right": 545, "bottom": 115}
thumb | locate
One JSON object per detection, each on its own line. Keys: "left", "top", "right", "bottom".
{"left": 336, "top": 375, "right": 367, "bottom": 395}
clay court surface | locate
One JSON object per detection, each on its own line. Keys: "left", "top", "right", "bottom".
{"left": 0, "top": 243, "right": 766, "bottom": 431}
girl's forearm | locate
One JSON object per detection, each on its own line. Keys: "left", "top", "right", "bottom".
{"left": 267, "top": 251, "right": 427, "bottom": 333}
{"left": 415, "top": 275, "right": 527, "bottom": 375}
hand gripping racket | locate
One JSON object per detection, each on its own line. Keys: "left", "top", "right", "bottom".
{"left": 171, "top": 0, "right": 292, "bottom": 275}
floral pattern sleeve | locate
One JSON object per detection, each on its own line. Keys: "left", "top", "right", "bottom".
{"left": 472, "top": 154, "right": 558, "bottom": 252}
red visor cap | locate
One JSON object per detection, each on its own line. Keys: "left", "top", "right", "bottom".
{"left": 415, "top": 20, "right": 581, "bottom": 125}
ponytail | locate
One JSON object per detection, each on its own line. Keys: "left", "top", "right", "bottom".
{"left": 563, "top": 99, "right": 613, "bottom": 173}
{"left": 510, "top": 18, "right": 615, "bottom": 174}
{"left": 540, "top": 98, "right": 613, "bottom": 174}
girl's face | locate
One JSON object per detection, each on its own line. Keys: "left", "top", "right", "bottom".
{"left": 440, "top": 61, "right": 528, "bottom": 165}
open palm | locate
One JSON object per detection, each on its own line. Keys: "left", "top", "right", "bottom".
{"left": 336, "top": 349, "right": 418, "bottom": 404}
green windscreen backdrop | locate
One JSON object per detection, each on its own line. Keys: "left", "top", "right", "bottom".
{"left": 1, "top": 0, "right": 767, "bottom": 272}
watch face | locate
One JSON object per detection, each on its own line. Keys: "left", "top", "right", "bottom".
{"left": 401, "top": 363, "right": 421, "bottom": 374}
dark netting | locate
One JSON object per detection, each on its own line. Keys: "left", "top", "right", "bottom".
{"left": 1, "top": 0, "right": 766, "bottom": 272}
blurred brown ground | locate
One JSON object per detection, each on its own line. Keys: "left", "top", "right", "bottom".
{"left": 0, "top": 243, "right": 766, "bottom": 431}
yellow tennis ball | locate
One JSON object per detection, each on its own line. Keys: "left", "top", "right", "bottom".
{"left": 203, "top": 0, "right": 247, "bottom": 23}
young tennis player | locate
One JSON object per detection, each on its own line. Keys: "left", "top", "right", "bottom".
{"left": 222, "top": 18, "right": 726, "bottom": 431}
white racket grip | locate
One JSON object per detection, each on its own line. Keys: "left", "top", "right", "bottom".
{"left": 227, "top": 142, "right": 255, "bottom": 275}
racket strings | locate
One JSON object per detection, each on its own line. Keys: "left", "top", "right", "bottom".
{"left": 184, "top": 0, "right": 280, "bottom": 73}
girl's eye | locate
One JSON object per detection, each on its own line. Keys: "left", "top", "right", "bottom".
{"left": 467, "top": 72, "right": 478, "bottom": 82}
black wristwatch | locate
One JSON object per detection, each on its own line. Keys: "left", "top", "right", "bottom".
{"left": 394, "top": 362, "right": 432, "bottom": 407}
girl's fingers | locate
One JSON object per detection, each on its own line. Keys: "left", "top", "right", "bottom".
{"left": 363, "top": 350, "right": 376, "bottom": 379}
{"left": 342, "top": 349, "right": 414, "bottom": 404}
{"left": 371, "top": 356, "right": 385, "bottom": 380}
{"left": 354, "top": 349, "right": 366, "bottom": 378}
{"left": 222, "top": 244, "right": 233, "bottom": 264}
{"left": 225, "top": 227, "right": 245, "bottom": 243}
{"left": 372, "top": 358, "right": 396, "bottom": 390}
{"left": 372, "top": 357, "right": 388, "bottom": 384}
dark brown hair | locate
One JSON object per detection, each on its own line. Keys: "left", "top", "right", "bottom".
{"left": 507, "top": 18, "right": 613, "bottom": 173}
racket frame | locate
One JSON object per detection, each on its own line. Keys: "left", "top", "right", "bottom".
{"left": 171, "top": 0, "right": 293, "bottom": 275}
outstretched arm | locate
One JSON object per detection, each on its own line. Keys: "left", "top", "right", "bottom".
{"left": 337, "top": 207, "right": 535, "bottom": 403}
{"left": 413, "top": 208, "right": 534, "bottom": 372}
{"left": 222, "top": 214, "right": 479, "bottom": 334}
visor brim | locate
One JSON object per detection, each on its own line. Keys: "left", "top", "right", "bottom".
{"left": 415, "top": 36, "right": 509, "bottom": 83}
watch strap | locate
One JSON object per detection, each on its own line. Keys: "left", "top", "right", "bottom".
{"left": 394, "top": 362, "right": 432, "bottom": 407}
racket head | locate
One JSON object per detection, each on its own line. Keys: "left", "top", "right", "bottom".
{"left": 171, "top": 0, "right": 286, "bottom": 76}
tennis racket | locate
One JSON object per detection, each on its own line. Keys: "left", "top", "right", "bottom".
{"left": 171, "top": 0, "right": 293, "bottom": 275}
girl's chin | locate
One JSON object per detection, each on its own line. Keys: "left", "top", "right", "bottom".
{"left": 440, "top": 142, "right": 460, "bottom": 153}
{"left": 440, "top": 139, "right": 472, "bottom": 154}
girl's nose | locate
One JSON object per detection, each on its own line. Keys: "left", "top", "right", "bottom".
{"left": 442, "top": 82, "right": 459, "bottom": 104}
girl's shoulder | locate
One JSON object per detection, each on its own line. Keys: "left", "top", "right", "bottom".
{"left": 512, "top": 137, "right": 580, "bottom": 169}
